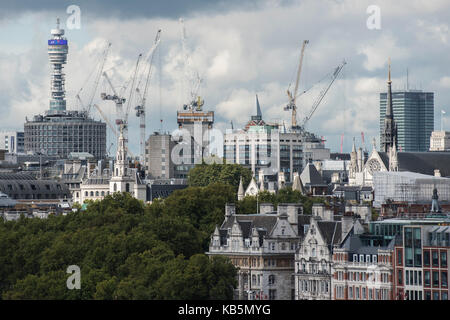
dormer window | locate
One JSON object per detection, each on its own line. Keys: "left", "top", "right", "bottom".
{"left": 353, "top": 254, "right": 358, "bottom": 262}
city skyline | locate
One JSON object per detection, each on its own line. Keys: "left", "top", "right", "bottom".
{"left": 0, "top": 0, "right": 450, "bottom": 155}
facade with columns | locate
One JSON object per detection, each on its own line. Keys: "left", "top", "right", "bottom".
{"left": 207, "top": 202, "right": 307, "bottom": 300}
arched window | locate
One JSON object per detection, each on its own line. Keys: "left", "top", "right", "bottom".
{"left": 90, "top": 191, "right": 94, "bottom": 197}
{"left": 76, "top": 192, "right": 79, "bottom": 198}
{"left": 85, "top": 191, "right": 88, "bottom": 196}
{"left": 95, "top": 191, "right": 99, "bottom": 196}
{"left": 101, "top": 191, "right": 105, "bottom": 196}
{"left": 268, "top": 275, "right": 276, "bottom": 285}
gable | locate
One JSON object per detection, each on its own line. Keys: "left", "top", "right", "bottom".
{"left": 269, "top": 218, "right": 297, "bottom": 238}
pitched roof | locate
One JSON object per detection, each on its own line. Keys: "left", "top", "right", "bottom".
{"left": 300, "top": 163, "right": 326, "bottom": 186}
{"left": 317, "top": 221, "right": 342, "bottom": 247}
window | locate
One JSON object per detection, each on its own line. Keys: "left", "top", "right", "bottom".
{"left": 441, "top": 251, "right": 447, "bottom": 268}
{"left": 433, "top": 291, "right": 440, "bottom": 300}
{"left": 269, "top": 289, "right": 276, "bottom": 300}
{"left": 442, "top": 292, "right": 448, "bottom": 300}
{"left": 424, "top": 271, "right": 430, "bottom": 286}
{"left": 442, "top": 272, "right": 448, "bottom": 287}
{"left": 406, "top": 270, "right": 409, "bottom": 285}
{"left": 398, "top": 270, "right": 403, "bottom": 285}
{"left": 432, "top": 251, "right": 439, "bottom": 267}
{"left": 85, "top": 191, "right": 88, "bottom": 196}
{"left": 366, "top": 255, "right": 371, "bottom": 263}
{"left": 268, "top": 275, "right": 276, "bottom": 285}
{"left": 425, "top": 291, "right": 431, "bottom": 300}
{"left": 90, "top": 191, "right": 94, "bottom": 197}
{"left": 397, "top": 250, "right": 403, "bottom": 265}
{"left": 433, "top": 271, "right": 439, "bottom": 287}
{"left": 424, "top": 251, "right": 430, "bottom": 266}
{"left": 373, "top": 255, "right": 377, "bottom": 263}
{"left": 362, "top": 287, "right": 366, "bottom": 299}
{"left": 349, "top": 287, "right": 353, "bottom": 299}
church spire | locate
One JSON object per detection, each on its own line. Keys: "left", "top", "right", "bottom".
{"left": 381, "top": 58, "right": 397, "bottom": 152}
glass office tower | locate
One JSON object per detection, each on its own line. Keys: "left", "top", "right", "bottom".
{"left": 380, "top": 90, "right": 434, "bottom": 152}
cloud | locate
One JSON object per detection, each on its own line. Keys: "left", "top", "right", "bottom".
{"left": 1, "top": 0, "right": 450, "bottom": 154}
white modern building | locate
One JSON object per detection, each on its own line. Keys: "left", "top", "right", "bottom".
{"left": 430, "top": 131, "right": 450, "bottom": 151}
{"left": 0, "top": 131, "right": 25, "bottom": 154}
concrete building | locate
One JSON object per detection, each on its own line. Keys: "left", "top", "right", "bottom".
{"left": 223, "top": 98, "right": 329, "bottom": 183}
{"left": 0, "top": 131, "right": 25, "bottom": 154}
{"left": 430, "top": 131, "right": 450, "bottom": 151}
{"left": 207, "top": 203, "right": 309, "bottom": 300}
{"left": 24, "top": 19, "right": 106, "bottom": 159}
{"left": 145, "top": 132, "right": 176, "bottom": 179}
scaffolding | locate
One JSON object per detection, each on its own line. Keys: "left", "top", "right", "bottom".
{"left": 373, "top": 171, "right": 450, "bottom": 207}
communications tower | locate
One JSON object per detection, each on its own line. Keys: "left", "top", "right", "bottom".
{"left": 48, "top": 18, "right": 68, "bottom": 115}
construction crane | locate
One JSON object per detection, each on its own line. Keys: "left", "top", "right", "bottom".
{"left": 76, "top": 42, "right": 111, "bottom": 116}
{"left": 92, "top": 103, "right": 135, "bottom": 158}
{"left": 101, "top": 71, "right": 126, "bottom": 131}
{"left": 285, "top": 40, "right": 309, "bottom": 128}
{"left": 180, "top": 17, "right": 204, "bottom": 111}
{"left": 135, "top": 29, "right": 161, "bottom": 165}
{"left": 300, "top": 60, "right": 346, "bottom": 129}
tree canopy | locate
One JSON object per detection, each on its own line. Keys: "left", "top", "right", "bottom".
{"left": 187, "top": 163, "right": 253, "bottom": 192}
{"left": 0, "top": 190, "right": 236, "bottom": 300}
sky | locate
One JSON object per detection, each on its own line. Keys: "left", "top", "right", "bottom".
{"left": 0, "top": 0, "right": 449, "bottom": 155}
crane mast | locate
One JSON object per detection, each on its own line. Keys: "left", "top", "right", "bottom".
{"left": 285, "top": 40, "right": 308, "bottom": 128}
{"left": 135, "top": 29, "right": 161, "bottom": 165}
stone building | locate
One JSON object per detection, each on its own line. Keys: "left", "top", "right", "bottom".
{"left": 207, "top": 202, "right": 309, "bottom": 300}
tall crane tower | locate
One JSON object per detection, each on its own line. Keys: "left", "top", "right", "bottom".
{"left": 180, "top": 17, "right": 203, "bottom": 111}
{"left": 135, "top": 29, "right": 161, "bottom": 165}
{"left": 285, "top": 40, "right": 309, "bottom": 128}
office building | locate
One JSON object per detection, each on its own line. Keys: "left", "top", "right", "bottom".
{"left": 223, "top": 97, "right": 329, "bottom": 183}
{"left": 145, "top": 132, "right": 177, "bottom": 179}
{"left": 0, "top": 131, "right": 24, "bottom": 154}
{"left": 379, "top": 65, "right": 434, "bottom": 152}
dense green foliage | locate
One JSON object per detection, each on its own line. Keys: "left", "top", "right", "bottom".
{"left": 0, "top": 190, "right": 237, "bottom": 300}
{"left": 187, "top": 163, "right": 253, "bottom": 192}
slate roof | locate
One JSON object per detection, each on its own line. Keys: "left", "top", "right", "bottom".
{"left": 317, "top": 221, "right": 342, "bottom": 247}
{"left": 220, "top": 213, "right": 310, "bottom": 244}
{"left": 340, "top": 234, "right": 394, "bottom": 257}
{"left": 378, "top": 151, "right": 450, "bottom": 176}
{"left": 300, "top": 163, "right": 326, "bottom": 186}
